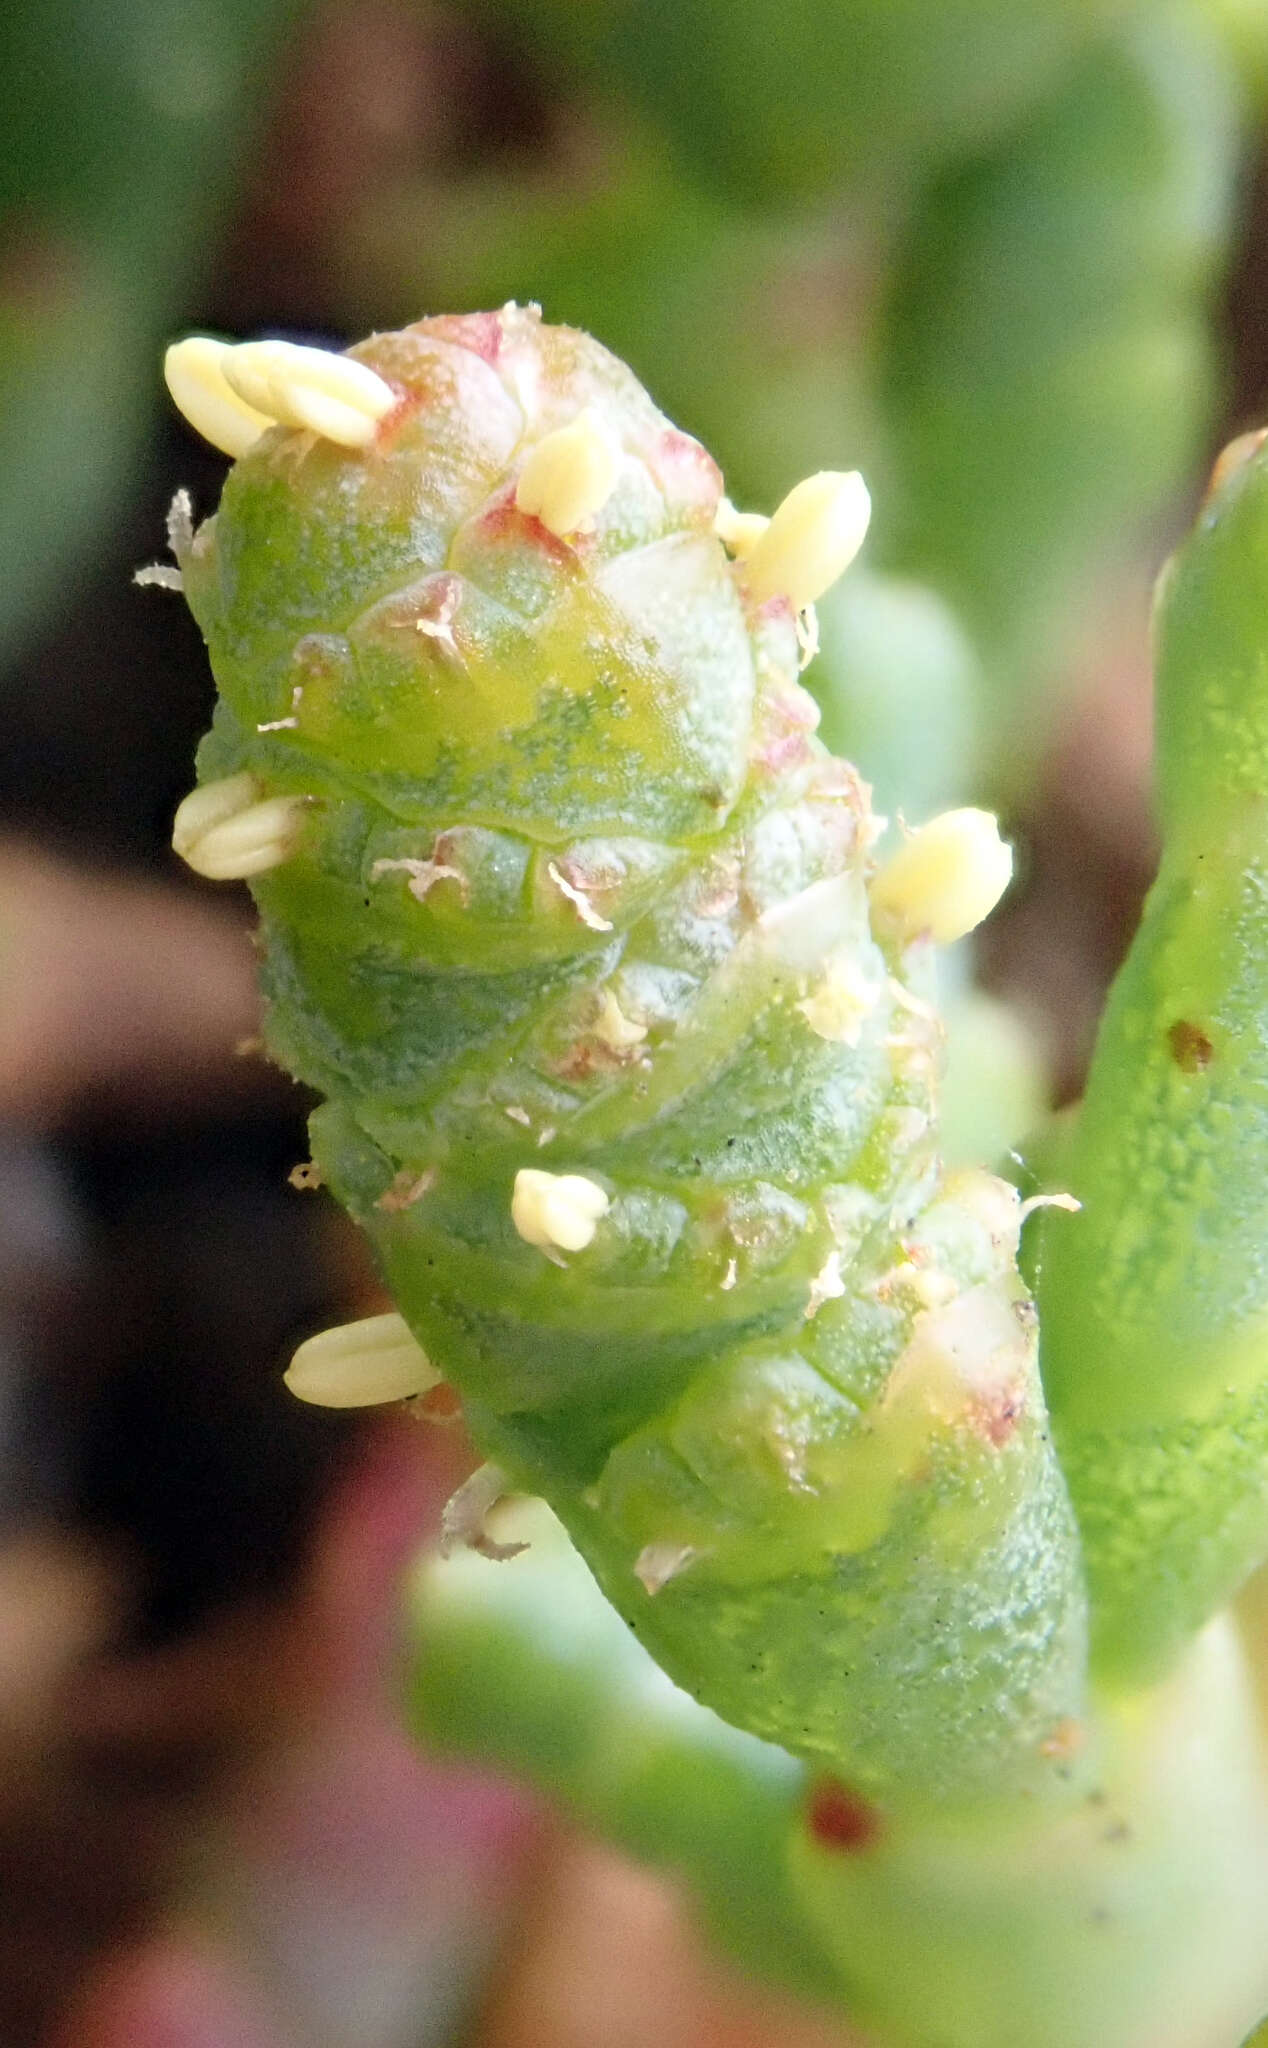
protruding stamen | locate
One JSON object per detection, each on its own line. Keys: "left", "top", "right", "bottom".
{"left": 593, "top": 988, "right": 647, "bottom": 1052}
{"left": 512, "top": 1169, "right": 610, "bottom": 1254}
{"left": 870, "top": 808, "right": 1012, "bottom": 945}
{"left": 220, "top": 339, "right": 395, "bottom": 447}
{"left": 284, "top": 1312, "right": 440, "bottom": 1408}
{"left": 743, "top": 470, "right": 871, "bottom": 611}
{"left": 714, "top": 496, "right": 770, "bottom": 559}
{"left": 164, "top": 337, "right": 273, "bottom": 458}
{"left": 172, "top": 773, "right": 311, "bottom": 881}
{"left": 515, "top": 408, "right": 622, "bottom": 536}
{"left": 165, "top": 336, "right": 395, "bottom": 456}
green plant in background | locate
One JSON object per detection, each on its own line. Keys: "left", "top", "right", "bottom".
{"left": 161, "top": 306, "right": 1268, "bottom": 2048}
{"left": 343, "top": 0, "right": 1243, "bottom": 789}
{"left": 8, "top": 0, "right": 1268, "bottom": 2040}
{"left": 0, "top": 0, "right": 297, "bottom": 669}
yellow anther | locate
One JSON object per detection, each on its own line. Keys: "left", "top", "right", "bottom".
{"left": 743, "top": 470, "right": 871, "bottom": 611}
{"left": 515, "top": 408, "right": 622, "bottom": 536}
{"left": 219, "top": 339, "right": 395, "bottom": 447}
{"left": 164, "top": 337, "right": 273, "bottom": 458}
{"left": 284, "top": 1312, "right": 440, "bottom": 1408}
{"left": 511, "top": 1169, "right": 610, "bottom": 1254}
{"left": 871, "top": 808, "right": 1013, "bottom": 945}
{"left": 172, "top": 772, "right": 311, "bottom": 881}
{"left": 714, "top": 496, "right": 770, "bottom": 559}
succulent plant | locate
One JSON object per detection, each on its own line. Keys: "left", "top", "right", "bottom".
{"left": 161, "top": 311, "right": 1268, "bottom": 2048}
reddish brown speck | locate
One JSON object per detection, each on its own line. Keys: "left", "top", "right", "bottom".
{"left": 1039, "top": 1717, "right": 1086, "bottom": 1764}
{"left": 969, "top": 1388, "right": 1025, "bottom": 1449}
{"left": 807, "top": 1778, "right": 881, "bottom": 1853}
{"left": 414, "top": 1382, "right": 463, "bottom": 1425}
{"left": 1167, "top": 1019, "right": 1213, "bottom": 1073}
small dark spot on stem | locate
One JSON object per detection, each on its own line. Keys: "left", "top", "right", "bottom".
{"left": 1167, "top": 1020, "right": 1213, "bottom": 1072}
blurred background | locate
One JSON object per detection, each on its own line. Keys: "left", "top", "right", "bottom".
{"left": 3, "top": 1, "right": 1268, "bottom": 2041}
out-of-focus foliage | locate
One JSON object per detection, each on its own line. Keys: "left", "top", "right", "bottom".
{"left": 463, "top": 0, "right": 1128, "bottom": 202}
{"left": 0, "top": 0, "right": 296, "bottom": 667}
{"left": 334, "top": 0, "right": 1247, "bottom": 803}
{"left": 881, "top": 3, "right": 1239, "bottom": 728}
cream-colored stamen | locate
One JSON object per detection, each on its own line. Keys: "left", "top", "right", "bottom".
{"left": 220, "top": 339, "right": 395, "bottom": 447}
{"left": 515, "top": 408, "right": 621, "bottom": 536}
{"left": 165, "top": 336, "right": 395, "bottom": 455}
{"left": 285, "top": 1312, "right": 440, "bottom": 1408}
{"left": 512, "top": 1169, "right": 610, "bottom": 1255}
{"left": 593, "top": 988, "right": 647, "bottom": 1052}
{"left": 165, "top": 337, "right": 273, "bottom": 458}
{"left": 743, "top": 469, "right": 871, "bottom": 611}
{"left": 714, "top": 496, "right": 770, "bottom": 558}
{"left": 172, "top": 772, "right": 311, "bottom": 880}
{"left": 871, "top": 808, "right": 1012, "bottom": 945}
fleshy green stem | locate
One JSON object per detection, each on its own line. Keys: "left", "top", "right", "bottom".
{"left": 1039, "top": 432, "right": 1268, "bottom": 1681}
{"left": 409, "top": 1507, "right": 1268, "bottom": 2048}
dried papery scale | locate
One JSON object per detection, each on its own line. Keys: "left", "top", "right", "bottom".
{"left": 166, "top": 307, "right": 1071, "bottom": 1818}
